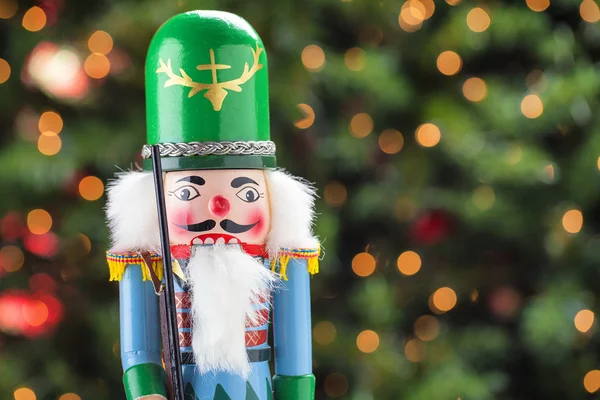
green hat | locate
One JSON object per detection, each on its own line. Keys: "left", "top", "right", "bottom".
{"left": 141, "top": 10, "right": 275, "bottom": 171}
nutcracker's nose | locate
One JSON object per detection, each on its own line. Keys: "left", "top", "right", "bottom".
{"left": 209, "top": 195, "right": 230, "bottom": 218}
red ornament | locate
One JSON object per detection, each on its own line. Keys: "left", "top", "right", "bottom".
{"left": 411, "top": 210, "right": 453, "bottom": 245}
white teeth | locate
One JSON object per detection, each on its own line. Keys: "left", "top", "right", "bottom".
{"left": 228, "top": 238, "right": 239, "bottom": 244}
{"left": 192, "top": 238, "right": 203, "bottom": 244}
{"left": 204, "top": 238, "right": 215, "bottom": 244}
{"left": 215, "top": 237, "right": 226, "bottom": 245}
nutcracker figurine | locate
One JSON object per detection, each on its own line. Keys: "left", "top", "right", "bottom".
{"left": 104, "top": 10, "right": 320, "bottom": 400}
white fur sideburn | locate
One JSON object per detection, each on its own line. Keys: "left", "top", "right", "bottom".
{"left": 187, "top": 245, "right": 277, "bottom": 378}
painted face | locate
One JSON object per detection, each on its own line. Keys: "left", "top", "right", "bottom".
{"left": 164, "top": 169, "right": 271, "bottom": 246}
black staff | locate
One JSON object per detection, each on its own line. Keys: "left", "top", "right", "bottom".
{"left": 151, "top": 145, "right": 185, "bottom": 400}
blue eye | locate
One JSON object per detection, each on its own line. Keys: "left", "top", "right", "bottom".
{"left": 172, "top": 185, "right": 200, "bottom": 201}
{"left": 236, "top": 187, "right": 260, "bottom": 203}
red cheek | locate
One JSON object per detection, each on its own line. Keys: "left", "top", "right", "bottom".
{"left": 247, "top": 209, "right": 267, "bottom": 239}
{"left": 168, "top": 209, "right": 195, "bottom": 234}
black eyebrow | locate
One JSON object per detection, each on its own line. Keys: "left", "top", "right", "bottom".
{"left": 176, "top": 176, "right": 205, "bottom": 185}
{"left": 231, "top": 177, "right": 258, "bottom": 188}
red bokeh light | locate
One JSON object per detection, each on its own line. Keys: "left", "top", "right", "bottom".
{"left": 24, "top": 231, "right": 60, "bottom": 258}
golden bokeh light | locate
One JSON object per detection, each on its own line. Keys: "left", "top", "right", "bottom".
{"left": 420, "top": 0, "right": 435, "bottom": 19}
{"left": 323, "top": 181, "right": 348, "bottom": 207}
{"left": 0, "top": 0, "right": 17, "bottom": 19}
{"left": 584, "top": 370, "right": 600, "bottom": 393}
{"left": 404, "top": 338, "right": 425, "bottom": 362}
{"left": 574, "top": 309, "right": 594, "bottom": 333}
{"left": 22, "top": 6, "right": 46, "bottom": 32}
{"left": 597, "top": 156, "right": 600, "bottom": 171}
{"left": 356, "top": 330, "right": 380, "bottom": 353}
{"left": 84, "top": 53, "right": 110, "bottom": 79}
{"left": 22, "top": 299, "right": 48, "bottom": 327}
{"left": 521, "top": 94, "right": 544, "bottom": 119}
{"left": 431, "top": 287, "right": 457, "bottom": 313}
{"left": 400, "top": 1, "right": 425, "bottom": 25}
{"left": 58, "top": 394, "right": 81, "bottom": 400}
{"left": 462, "top": 77, "right": 487, "bottom": 102}
{"left": 78, "top": 176, "right": 105, "bottom": 201}
{"left": 466, "top": 7, "right": 491, "bottom": 33}
{"left": 446, "top": 0, "right": 461, "bottom": 5}
{"left": 397, "top": 251, "right": 422, "bottom": 276}
{"left": 294, "top": 103, "right": 315, "bottom": 129}
{"left": 79, "top": 233, "right": 92, "bottom": 254}
{"left": 581, "top": 0, "right": 600, "bottom": 23}
{"left": 313, "top": 321, "right": 337, "bottom": 345}
{"left": 471, "top": 289, "right": 479, "bottom": 302}
{"left": 378, "top": 129, "right": 404, "bottom": 154}
{"left": 27, "top": 209, "right": 52, "bottom": 235}
{"left": 301, "top": 45, "right": 325, "bottom": 71}
{"left": 472, "top": 185, "right": 495, "bottom": 211}
{"left": 562, "top": 209, "right": 583, "bottom": 234}
{"left": 37, "top": 134, "right": 62, "bottom": 156}
{"left": 88, "top": 30, "right": 114, "bottom": 55}
{"left": 437, "top": 51, "right": 462, "bottom": 76}
{"left": 345, "top": 47, "right": 366, "bottom": 71}
{"left": 526, "top": 0, "right": 550, "bottom": 12}
{"left": 544, "top": 163, "right": 555, "bottom": 182}
{"left": 415, "top": 123, "right": 441, "bottom": 147}
{"left": 323, "top": 373, "right": 349, "bottom": 398}
{"left": 13, "top": 387, "right": 36, "bottom": 400}
{"left": 414, "top": 315, "right": 440, "bottom": 342}
{"left": 350, "top": 113, "right": 374, "bottom": 138}
{"left": 38, "top": 111, "right": 63, "bottom": 135}
{"left": 352, "top": 252, "right": 376, "bottom": 277}
{"left": 0, "top": 57, "right": 10, "bottom": 84}
{"left": 0, "top": 245, "right": 24, "bottom": 272}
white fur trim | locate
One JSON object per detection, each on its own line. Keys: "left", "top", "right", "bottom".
{"left": 105, "top": 171, "right": 160, "bottom": 253}
{"left": 188, "top": 245, "right": 277, "bottom": 378}
{"left": 265, "top": 169, "right": 319, "bottom": 255}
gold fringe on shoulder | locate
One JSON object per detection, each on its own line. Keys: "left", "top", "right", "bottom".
{"left": 270, "top": 247, "right": 320, "bottom": 281}
{"left": 106, "top": 252, "right": 163, "bottom": 282}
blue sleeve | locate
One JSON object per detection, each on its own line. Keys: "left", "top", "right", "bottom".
{"left": 119, "top": 263, "right": 162, "bottom": 371}
{"left": 272, "top": 258, "right": 313, "bottom": 376}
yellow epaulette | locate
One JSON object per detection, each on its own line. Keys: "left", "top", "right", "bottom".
{"left": 106, "top": 252, "right": 163, "bottom": 282}
{"left": 270, "top": 247, "right": 320, "bottom": 281}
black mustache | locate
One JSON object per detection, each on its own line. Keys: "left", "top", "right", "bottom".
{"left": 175, "top": 220, "right": 216, "bottom": 232}
{"left": 220, "top": 219, "right": 259, "bottom": 234}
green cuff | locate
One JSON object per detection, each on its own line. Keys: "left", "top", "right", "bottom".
{"left": 123, "top": 363, "right": 167, "bottom": 400}
{"left": 273, "top": 374, "right": 315, "bottom": 400}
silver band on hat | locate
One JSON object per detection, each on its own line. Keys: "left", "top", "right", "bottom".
{"left": 141, "top": 141, "right": 276, "bottom": 159}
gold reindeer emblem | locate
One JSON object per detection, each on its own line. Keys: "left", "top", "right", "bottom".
{"left": 156, "top": 43, "right": 263, "bottom": 111}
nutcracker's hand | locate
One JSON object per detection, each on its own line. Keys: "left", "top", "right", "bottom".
{"left": 135, "top": 395, "right": 167, "bottom": 400}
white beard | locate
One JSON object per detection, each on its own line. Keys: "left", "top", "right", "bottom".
{"left": 187, "top": 245, "right": 277, "bottom": 378}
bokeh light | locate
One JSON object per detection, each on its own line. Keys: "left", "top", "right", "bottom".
{"left": 37, "top": 134, "right": 62, "bottom": 156}
{"left": 462, "top": 77, "right": 487, "bottom": 102}
{"left": 323, "top": 181, "right": 348, "bottom": 207}
{"left": 562, "top": 209, "right": 583, "bottom": 234}
{"left": 397, "top": 251, "right": 422, "bottom": 276}
{"left": 13, "top": 387, "right": 36, "bottom": 400}
{"left": 323, "top": 373, "right": 349, "bottom": 398}
{"left": 38, "top": 111, "right": 63, "bottom": 135}
{"left": 294, "top": 104, "right": 315, "bottom": 129}
{"left": 521, "top": 94, "right": 544, "bottom": 118}
{"left": 584, "top": 370, "right": 600, "bottom": 393}
{"left": 526, "top": 0, "right": 550, "bottom": 12}
{"left": 467, "top": 7, "right": 491, "bottom": 32}
{"left": 301, "top": 45, "right": 325, "bottom": 71}
{"left": 431, "top": 287, "right": 457, "bottom": 313}
{"left": 313, "top": 321, "right": 337, "bottom": 345}
{"left": 446, "top": 0, "right": 461, "bottom": 5}
{"left": 404, "top": 338, "right": 425, "bottom": 362}
{"left": 27, "top": 209, "right": 52, "bottom": 235}
{"left": 344, "top": 47, "right": 366, "bottom": 71}
{"left": 415, "top": 123, "right": 441, "bottom": 147}
{"left": 79, "top": 233, "right": 92, "bottom": 254}
{"left": 437, "top": 51, "right": 462, "bottom": 76}
{"left": 0, "top": 0, "right": 17, "bottom": 19}
{"left": 378, "top": 129, "right": 404, "bottom": 154}
{"left": 350, "top": 113, "right": 374, "bottom": 138}
{"left": 414, "top": 315, "right": 440, "bottom": 341}
{"left": 84, "top": 53, "right": 110, "bottom": 79}
{"left": 58, "top": 394, "right": 81, "bottom": 400}
{"left": 574, "top": 309, "right": 594, "bottom": 333}
{"left": 22, "top": 6, "right": 46, "bottom": 32}
{"left": 22, "top": 299, "right": 48, "bottom": 327}
{"left": 400, "top": 1, "right": 425, "bottom": 27}
{"left": 0, "top": 58, "right": 10, "bottom": 84}
{"left": 580, "top": 0, "right": 600, "bottom": 23}
{"left": 352, "top": 252, "right": 376, "bottom": 277}
{"left": 472, "top": 185, "right": 495, "bottom": 211}
{"left": 78, "top": 176, "right": 104, "bottom": 201}
{"left": 0, "top": 245, "right": 24, "bottom": 272}
{"left": 88, "top": 30, "right": 113, "bottom": 55}
{"left": 356, "top": 329, "right": 380, "bottom": 353}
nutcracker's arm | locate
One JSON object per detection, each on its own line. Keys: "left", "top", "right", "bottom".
{"left": 273, "top": 257, "right": 315, "bottom": 400}
{"left": 120, "top": 263, "right": 167, "bottom": 400}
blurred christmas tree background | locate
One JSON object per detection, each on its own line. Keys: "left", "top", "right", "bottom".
{"left": 1, "top": 0, "right": 600, "bottom": 399}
